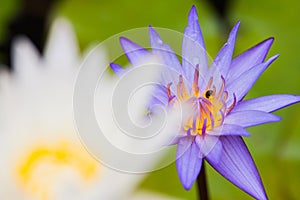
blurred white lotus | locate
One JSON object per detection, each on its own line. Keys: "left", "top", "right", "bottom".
{"left": 0, "top": 18, "right": 179, "bottom": 200}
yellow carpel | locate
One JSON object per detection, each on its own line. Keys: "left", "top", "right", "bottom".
{"left": 177, "top": 75, "right": 190, "bottom": 101}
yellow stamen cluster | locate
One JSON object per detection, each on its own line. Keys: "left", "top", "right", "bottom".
{"left": 166, "top": 66, "right": 234, "bottom": 135}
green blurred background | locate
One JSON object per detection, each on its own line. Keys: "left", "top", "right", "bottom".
{"left": 0, "top": 0, "right": 300, "bottom": 199}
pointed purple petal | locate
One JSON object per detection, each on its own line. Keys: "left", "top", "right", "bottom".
{"left": 119, "top": 37, "right": 150, "bottom": 66}
{"left": 148, "top": 26, "right": 182, "bottom": 74}
{"left": 208, "top": 124, "right": 251, "bottom": 137}
{"left": 227, "top": 38, "right": 274, "bottom": 83}
{"left": 210, "top": 21, "right": 240, "bottom": 77}
{"left": 148, "top": 26, "right": 183, "bottom": 86}
{"left": 195, "top": 135, "right": 222, "bottom": 158}
{"left": 176, "top": 136, "right": 202, "bottom": 190}
{"left": 206, "top": 136, "right": 268, "bottom": 200}
{"left": 226, "top": 54, "right": 279, "bottom": 102}
{"left": 148, "top": 84, "right": 169, "bottom": 110}
{"left": 110, "top": 62, "right": 126, "bottom": 76}
{"left": 203, "top": 137, "right": 223, "bottom": 163}
{"left": 232, "top": 94, "right": 300, "bottom": 113}
{"left": 182, "top": 5, "right": 208, "bottom": 83}
{"left": 224, "top": 110, "right": 281, "bottom": 128}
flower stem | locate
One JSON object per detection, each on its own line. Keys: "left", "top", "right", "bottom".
{"left": 197, "top": 161, "right": 209, "bottom": 200}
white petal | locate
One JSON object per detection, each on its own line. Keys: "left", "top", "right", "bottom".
{"left": 44, "top": 18, "right": 80, "bottom": 69}
{"left": 12, "top": 37, "right": 41, "bottom": 81}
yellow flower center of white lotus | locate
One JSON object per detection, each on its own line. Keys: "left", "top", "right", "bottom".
{"left": 15, "top": 139, "right": 100, "bottom": 200}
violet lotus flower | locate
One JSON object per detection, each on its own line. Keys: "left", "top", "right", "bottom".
{"left": 110, "top": 5, "right": 300, "bottom": 200}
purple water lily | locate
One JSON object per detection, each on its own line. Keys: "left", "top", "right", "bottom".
{"left": 110, "top": 5, "right": 300, "bottom": 200}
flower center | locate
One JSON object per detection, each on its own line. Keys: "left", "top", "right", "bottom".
{"left": 15, "top": 139, "right": 100, "bottom": 199}
{"left": 166, "top": 65, "right": 235, "bottom": 135}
